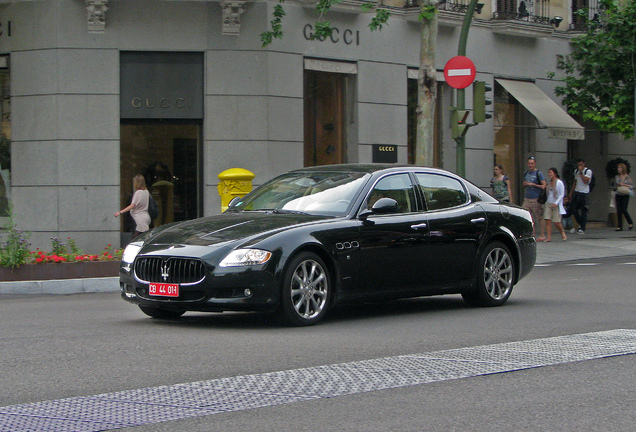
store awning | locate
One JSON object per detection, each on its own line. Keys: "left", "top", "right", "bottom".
{"left": 304, "top": 59, "right": 357, "bottom": 74}
{"left": 496, "top": 79, "right": 585, "bottom": 140}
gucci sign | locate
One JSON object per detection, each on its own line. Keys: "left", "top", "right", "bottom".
{"left": 303, "top": 24, "right": 360, "bottom": 46}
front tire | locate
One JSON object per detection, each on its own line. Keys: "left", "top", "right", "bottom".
{"left": 462, "top": 241, "right": 515, "bottom": 307}
{"left": 281, "top": 252, "right": 331, "bottom": 326}
{"left": 138, "top": 305, "right": 185, "bottom": 320}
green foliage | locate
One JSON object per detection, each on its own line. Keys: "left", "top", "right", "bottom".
{"left": 0, "top": 206, "right": 31, "bottom": 268}
{"left": 369, "top": 9, "right": 391, "bottom": 31}
{"left": 50, "top": 237, "right": 83, "bottom": 257}
{"left": 316, "top": 0, "right": 342, "bottom": 14}
{"left": 260, "top": 1, "right": 286, "bottom": 47}
{"left": 313, "top": 21, "right": 335, "bottom": 40}
{"left": 553, "top": 0, "right": 636, "bottom": 139}
{"left": 419, "top": 4, "right": 437, "bottom": 21}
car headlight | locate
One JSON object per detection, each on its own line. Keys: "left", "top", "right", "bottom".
{"left": 219, "top": 249, "right": 272, "bottom": 267}
{"left": 122, "top": 243, "right": 143, "bottom": 264}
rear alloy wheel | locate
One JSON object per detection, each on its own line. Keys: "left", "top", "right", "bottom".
{"left": 138, "top": 305, "right": 185, "bottom": 320}
{"left": 462, "top": 241, "right": 514, "bottom": 307}
{"left": 281, "top": 252, "right": 331, "bottom": 326}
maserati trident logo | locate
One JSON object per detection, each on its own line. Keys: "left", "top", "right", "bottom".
{"left": 161, "top": 262, "right": 170, "bottom": 282}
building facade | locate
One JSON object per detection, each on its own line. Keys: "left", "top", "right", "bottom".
{"left": 0, "top": 0, "right": 634, "bottom": 252}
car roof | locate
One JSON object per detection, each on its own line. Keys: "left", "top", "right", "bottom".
{"left": 289, "top": 163, "right": 455, "bottom": 177}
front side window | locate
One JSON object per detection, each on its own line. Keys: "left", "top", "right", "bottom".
{"left": 366, "top": 174, "right": 416, "bottom": 214}
{"left": 416, "top": 173, "right": 467, "bottom": 211}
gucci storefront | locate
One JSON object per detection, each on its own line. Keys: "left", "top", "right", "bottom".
{"left": 119, "top": 52, "right": 203, "bottom": 244}
{"left": 1, "top": 0, "right": 629, "bottom": 252}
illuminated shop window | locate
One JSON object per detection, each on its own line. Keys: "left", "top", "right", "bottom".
{"left": 0, "top": 56, "right": 10, "bottom": 221}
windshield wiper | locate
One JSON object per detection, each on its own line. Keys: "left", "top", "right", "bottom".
{"left": 272, "top": 209, "right": 310, "bottom": 215}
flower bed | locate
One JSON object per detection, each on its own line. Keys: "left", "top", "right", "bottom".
{"left": 1, "top": 214, "right": 123, "bottom": 281}
{"left": 0, "top": 260, "right": 120, "bottom": 281}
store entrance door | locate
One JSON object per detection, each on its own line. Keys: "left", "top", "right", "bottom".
{"left": 304, "top": 70, "right": 347, "bottom": 166}
{"left": 119, "top": 123, "right": 201, "bottom": 241}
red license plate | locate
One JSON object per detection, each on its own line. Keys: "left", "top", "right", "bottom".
{"left": 149, "top": 283, "right": 179, "bottom": 297}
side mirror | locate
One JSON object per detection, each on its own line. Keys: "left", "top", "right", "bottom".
{"left": 372, "top": 197, "right": 399, "bottom": 214}
{"left": 358, "top": 197, "right": 399, "bottom": 219}
{"left": 227, "top": 196, "right": 241, "bottom": 208}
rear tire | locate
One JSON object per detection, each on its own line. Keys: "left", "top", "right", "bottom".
{"left": 138, "top": 305, "right": 185, "bottom": 320}
{"left": 462, "top": 241, "right": 515, "bottom": 307}
{"left": 280, "top": 252, "right": 331, "bottom": 326}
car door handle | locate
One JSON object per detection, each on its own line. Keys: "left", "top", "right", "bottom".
{"left": 411, "top": 223, "right": 428, "bottom": 230}
{"left": 471, "top": 218, "right": 486, "bottom": 224}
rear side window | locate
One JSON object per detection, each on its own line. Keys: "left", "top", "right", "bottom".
{"left": 415, "top": 173, "right": 467, "bottom": 211}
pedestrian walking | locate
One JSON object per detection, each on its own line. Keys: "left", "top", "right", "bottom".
{"left": 569, "top": 158, "right": 592, "bottom": 234}
{"left": 491, "top": 164, "right": 513, "bottom": 203}
{"left": 614, "top": 162, "right": 633, "bottom": 231}
{"left": 543, "top": 167, "right": 567, "bottom": 241}
{"left": 522, "top": 157, "right": 547, "bottom": 240}
{"left": 115, "top": 174, "right": 151, "bottom": 239}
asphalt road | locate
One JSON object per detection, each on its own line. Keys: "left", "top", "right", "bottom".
{"left": 1, "top": 255, "right": 635, "bottom": 431}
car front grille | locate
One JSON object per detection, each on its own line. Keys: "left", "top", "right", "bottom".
{"left": 134, "top": 257, "right": 206, "bottom": 285}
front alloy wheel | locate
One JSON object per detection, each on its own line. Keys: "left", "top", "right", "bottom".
{"left": 462, "top": 241, "right": 515, "bottom": 307}
{"left": 281, "top": 252, "right": 331, "bottom": 326}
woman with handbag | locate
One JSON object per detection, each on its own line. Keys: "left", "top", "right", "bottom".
{"left": 614, "top": 162, "right": 633, "bottom": 231}
{"left": 115, "top": 174, "right": 151, "bottom": 238}
{"left": 543, "top": 167, "right": 567, "bottom": 241}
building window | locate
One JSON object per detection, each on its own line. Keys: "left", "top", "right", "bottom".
{"left": 493, "top": 81, "right": 535, "bottom": 203}
{"left": 493, "top": 0, "right": 550, "bottom": 24}
{"left": 0, "top": 56, "right": 10, "bottom": 221}
{"left": 571, "top": 0, "right": 601, "bottom": 32}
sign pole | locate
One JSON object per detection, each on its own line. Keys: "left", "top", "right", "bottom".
{"left": 454, "top": 0, "right": 480, "bottom": 177}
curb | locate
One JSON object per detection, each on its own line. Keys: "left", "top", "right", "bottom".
{"left": 0, "top": 277, "right": 119, "bottom": 295}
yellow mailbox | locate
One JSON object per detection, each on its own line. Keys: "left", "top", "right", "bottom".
{"left": 218, "top": 168, "right": 255, "bottom": 212}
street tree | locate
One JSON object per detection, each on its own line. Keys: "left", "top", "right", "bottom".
{"left": 261, "top": 0, "right": 439, "bottom": 167}
{"left": 552, "top": 0, "right": 635, "bottom": 139}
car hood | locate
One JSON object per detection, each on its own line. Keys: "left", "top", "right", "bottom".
{"left": 145, "top": 212, "right": 331, "bottom": 248}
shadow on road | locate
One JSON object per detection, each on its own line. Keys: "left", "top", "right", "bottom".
{"left": 125, "top": 294, "right": 510, "bottom": 329}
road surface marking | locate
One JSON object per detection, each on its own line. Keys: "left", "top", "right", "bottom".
{"left": 1, "top": 329, "right": 635, "bottom": 432}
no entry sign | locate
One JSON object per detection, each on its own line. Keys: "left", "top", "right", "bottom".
{"left": 444, "top": 56, "right": 476, "bottom": 89}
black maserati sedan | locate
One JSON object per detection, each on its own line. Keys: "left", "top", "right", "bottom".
{"left": 120, "top": 164, "right": 536, "bottom": 326}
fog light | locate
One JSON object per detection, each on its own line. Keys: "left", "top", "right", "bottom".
{"left": 244, "top": 289, "right": 252, "bottom": 297}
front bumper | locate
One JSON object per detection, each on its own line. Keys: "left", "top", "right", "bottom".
{"left": 119, "top": 266, "right": 281, "bottom": 313}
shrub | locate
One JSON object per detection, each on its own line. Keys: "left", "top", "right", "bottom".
{"left": 0, "top": 206, "right": 32, "bottom": 268}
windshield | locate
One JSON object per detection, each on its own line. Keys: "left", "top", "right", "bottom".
{"left": 231, "top": 171, "right": 370, "bottom": 216}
